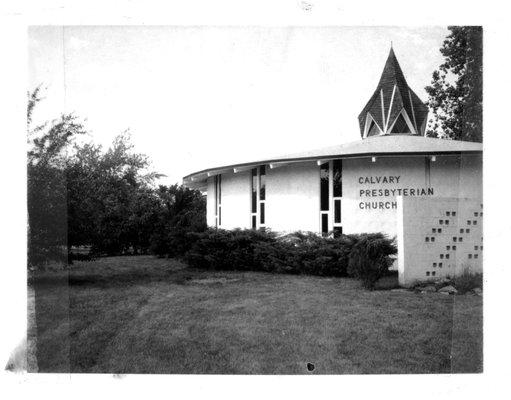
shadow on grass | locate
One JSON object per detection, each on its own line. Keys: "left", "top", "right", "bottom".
{"left": 374, "top": 272, "right": 400, "bottom": 291}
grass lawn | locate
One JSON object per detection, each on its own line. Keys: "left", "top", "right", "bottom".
{"left": 30, "top": 256, "right": 482, "bottom": 374}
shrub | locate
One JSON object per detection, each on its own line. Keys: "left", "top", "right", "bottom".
{"left": 453, "top": 269, "right": 483, "bottom": 294}
{"left": 185, "top": 228, "right": 277, "bottom": 271}
{"left": 347, "top": 233, "right": 397, "bottom": 290}
{"left": 183, "top": 228, "right": 396, "bottom": 288}
{"left": 150, "top": 226, "right": 206, "bottom": 259}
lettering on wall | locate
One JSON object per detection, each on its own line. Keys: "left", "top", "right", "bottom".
{"left": 358, "top": 175, "right": 434, "bottom": 210}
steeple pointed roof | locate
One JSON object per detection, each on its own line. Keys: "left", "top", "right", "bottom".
{"left": 358, "top": 48, "right": 429, "bottom": 138}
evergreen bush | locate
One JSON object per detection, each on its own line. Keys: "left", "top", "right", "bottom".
{"left": 347, "top": 233, "right": 397, "bottom": 289}
{"left": 182, "top": 228, "right": 397, "bottom": 287}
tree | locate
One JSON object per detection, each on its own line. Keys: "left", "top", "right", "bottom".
{"left": 27, "top": 88, "right": 86, "bottom": 268}
{"left": 66, "top": 132, "right": 160, "bottom": 255}
{"left": 425, "top": 26, "right": 483, "bottom": 142}
{"left": 28, "top": 87, "right": 207, "bottom": 266}
{"left": 149, "top": 185, "right": 207, "bottom": 257}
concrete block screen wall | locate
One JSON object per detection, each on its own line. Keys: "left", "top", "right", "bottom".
{"left": 396, "top": 196, "right": 483, "bottom": 286}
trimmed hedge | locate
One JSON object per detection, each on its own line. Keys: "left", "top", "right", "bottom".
{"left": 180, "top": 228, "right": 396, "bottom": 287}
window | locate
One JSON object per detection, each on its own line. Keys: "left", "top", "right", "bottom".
{"left": 321, "top": 214, "right": 329, "bottom": 236}
{"left": 320, "top": 163, "right": 329, "bottom": 211}
{"left": 251, "top": 166, "right": 267, "bottom": 228}
{"left": 367, "top": 119, "right": 380, "bottom": 137}
{"left": 251, "top": 168, "right": 257, "bottom": 214}
{"left": 214, "top": 175, "right": 222, "bottom": 228}
{"left": 333, "top": 160, "right": 342, "bottom": 197}
{"left": 259, "top": 165, "right": 266, "bottom": 201}
{"left": 320, "top": 160, "right": 343, "bottom": 236}
{"left": 259, "top": 166, "right": 266, "bottom": 227}
{"left": 390, "top": 112, "right": 411, "bottom": 134}
{"left": 334, "top": 200, "right": 341, "bottom": 224}
{"left": 333, "top": 227, "right": 343, "bottom": 238}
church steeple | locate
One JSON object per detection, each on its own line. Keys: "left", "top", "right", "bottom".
{"left": 358, "top": 48, "right": 429, "bottom": 138}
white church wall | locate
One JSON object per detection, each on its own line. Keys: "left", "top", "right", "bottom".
{"left": 396, "top": 196, "right": 483, "bottom": 286}
{"left": 429, "top": 155, "right": 482, "bottom": 199}
{"left": 219, "top": 170, "right": 251, "bottom": 229}
{"left": 266, "top": 162, "right": 320, "bottom": 233}
{"left": 206, "top": 154, "right": 482, "bottom": 238}
{"left": 341, "top": 154, "right": 482, "bottom": 238}
{"left": 341, "top": 156, "right": 427, "bottom": 237}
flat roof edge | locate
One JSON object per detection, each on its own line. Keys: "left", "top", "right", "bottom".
{"left": 182, "top": 150, "right": 482, "bottom": 182}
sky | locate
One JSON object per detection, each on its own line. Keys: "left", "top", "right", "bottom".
{"left": 28, "top": 26, "right": 448, "bottom": 185}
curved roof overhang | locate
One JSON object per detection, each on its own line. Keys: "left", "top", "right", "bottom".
{"left": 183, "top": 135, "right": 482, "bottom": 189}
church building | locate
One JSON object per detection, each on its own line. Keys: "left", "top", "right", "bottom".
{"left": 183, "top": 48, "right": 483, "bottom": 285}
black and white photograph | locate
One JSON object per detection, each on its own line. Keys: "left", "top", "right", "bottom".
{"left": 1, "top": 1, "right": 510, "bottom": 398}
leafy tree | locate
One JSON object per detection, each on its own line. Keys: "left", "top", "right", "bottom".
{"left": 66, "top": 132, "right": 159, "bottom": 255}
{"left": 27, "top": 88, "right": 86, "bottom": 268}
{"left": 425, "top": 26, "right": 482, "bottom": 142}
{"left": 149, "top": 185, "right": 207, "bottom": 257}
{"left": 28, "top": 88, "right": 207, "bottom": 267}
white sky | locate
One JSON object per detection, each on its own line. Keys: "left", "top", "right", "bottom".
{"left": 28, "top": 26, "right": 448, "bottom": 184}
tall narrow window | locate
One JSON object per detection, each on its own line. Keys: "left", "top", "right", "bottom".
{"left": 259, "top": 165, "right": 266, "bottom": 201}
{"left": 321, "top": 214, "right": 328, "bottom": 236}
{"left": 251, "top": 166, "right": 267, "bottom": 228}
{"left": 320, "top": 162, "right": 329, "bottom": 211}
{"left": 333, "top": 160, "right": 342, "bottom": 197}
{"left": 251, "top": 168, "right": 257, "bottom": 214}
{"left": 334, "top": 199, "right": 341, "bottom": 223}
{"left": 214, "top": 175, "right": 222, "bottom": 227}
{"left": 259, "top": 166, "right": 266, "bottom": 226}
{"left": 320, "top": 159, "right": 343, "bottom": 237}
{"left": 214, "top": 176, "right": 218, "bottom": 227}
